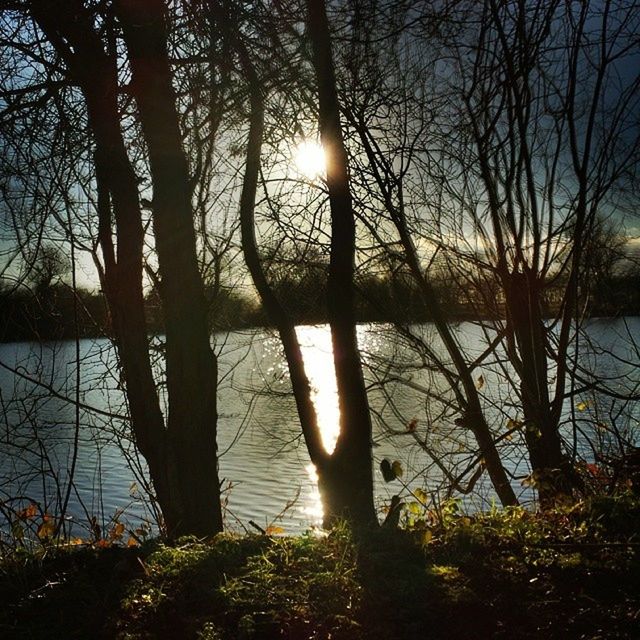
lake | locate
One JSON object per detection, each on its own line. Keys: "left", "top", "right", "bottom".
{"left": 1, "top": 319, "right": 638, "bottom": 538}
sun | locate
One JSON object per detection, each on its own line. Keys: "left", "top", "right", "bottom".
{"left": 294, "top": 141, "right": 326, "bottom": 179}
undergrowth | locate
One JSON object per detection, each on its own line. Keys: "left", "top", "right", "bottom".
{"left": 1, "top": 495, "right": 639, "bottom": 639}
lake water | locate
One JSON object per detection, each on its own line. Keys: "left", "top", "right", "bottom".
{"left": 1, "top": 319, "right": 638, "bottom": 538}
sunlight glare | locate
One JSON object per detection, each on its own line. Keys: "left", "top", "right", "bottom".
{"left": 294, "top": 141, "right": 326, "bottom": 179}
{"left": 304, "top": 463, "right": 324, "bottom": 522}
{"left": 296, "top": 325, "right": 340, "bottom": 453}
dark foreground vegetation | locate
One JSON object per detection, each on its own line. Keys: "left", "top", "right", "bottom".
{"left": 2, "top": 496, "right": 639, "bottom": 640}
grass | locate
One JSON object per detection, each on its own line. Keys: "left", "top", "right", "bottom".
{"left": 1, "top": 496, "right": 639, "bottom": 639}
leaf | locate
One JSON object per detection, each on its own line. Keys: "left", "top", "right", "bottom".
{"left": 576, "top": 401, "right": 589, "bottom": 411}
{"left": 37, "top": 516, "right": 56, "bottom": 540}
{"left": 11, "top": 520, "right": 24, "bottom": 541}
{"left": 110, "top": 522, "right": 125, "bottom": 540}
{"left": 521, "top": 474, "right": 535, "bottom": 488}
{"left": 406, "top": 418, "right": 418, "bottom": 433}
{"left": 127, "top": 537, "right": 140, "bottom": 548}
{"left": 421, "top": 529, "right": 433, "bottom": 544}
{"left": 526, "top": 423, "right": 542, "bottom": 438}
{"left": 391, "top": 460, "right": 404, "bottom": 479}
{"left": 19, "top": 504, "right": 38, "bottom": 520}
{"left": 380, "top": 459, "right": 395, "bottom": 483}
{"left": 407, "top": 501, "right": 421, "bottom": 515}
{"left": 414, "top": 488, "right": 428, "bottom": 505}
{"left": 95, "top": 538, "right": 110, "bottom": 548}
{"left": 476, "top": 374, "right": 485, "bottom": 390}
{"left": 265, "top": 525, "right": 285, "bottom": 536}
{"left": 506, "top": 418, "right": 523, "bottom": 430}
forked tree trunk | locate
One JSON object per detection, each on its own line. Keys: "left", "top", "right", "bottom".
{"left": 505, "top": 271, "right": 577, "bottom": 505}
{"left": 238, "top": 26, "right": 376, "bottom": 527}
{"left": 32, "top": 0, "right": 222, "bottom": 537}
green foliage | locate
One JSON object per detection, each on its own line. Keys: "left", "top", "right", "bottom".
{"left": 221, "top": 525, "right": 362, "bottom": 638}
{"left": 2, "top": 504, "right": 639, "bottom": 639}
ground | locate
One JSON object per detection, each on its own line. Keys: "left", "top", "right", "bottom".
{"left": 1, "top": 497, "right": 639, "bottom": 639}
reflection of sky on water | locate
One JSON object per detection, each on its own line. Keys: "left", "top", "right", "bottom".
{"left": 2, "top": 319, "right": 639, "bottom": 536}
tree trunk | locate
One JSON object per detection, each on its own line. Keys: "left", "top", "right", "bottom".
{"left": 32, "top": 0, "right": 223, "bottom": 537}
{"left": 239, "top": 45, "right": 375, "bottom": 527}
{"left": 505, "top": 271, "right": 576, "bottom": 505}
{"left": 306, "top": 0, "right": 377, "bottom": 527}
{"left": 116, "top": 0, "right": 222, "bottom": 536}
{"left": 30, "top": 0, "right": 176, "bottom": 526}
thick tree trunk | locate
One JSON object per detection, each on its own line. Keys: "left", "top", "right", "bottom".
{"left": 239, "top": 50, "right": 374, "bottom": 527}
{"left": 306, "top": 0, "right": 377, "bottom": 527}
{"left": 506, "top": 271, "right": 576, "bottom": 505}
{"left": 116, "top": 0, "right": 222, "bottom": 536}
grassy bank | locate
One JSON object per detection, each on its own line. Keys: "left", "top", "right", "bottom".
{"left": 1, "top": 497, "right": 639, "bottom": 639}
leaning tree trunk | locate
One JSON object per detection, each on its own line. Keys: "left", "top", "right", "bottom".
{"left": 32, "top": 0, "right": 223, "bottom": 537}
{"left": 306, "top": 0, "right": 377, "bottom": 527}
{"left": 116, "top": 0, "right": 223, "bottom": 536}
{"left": 238, "top": 43, "right": 374, "bottom": 527}
{"left": 30, "top": 0, "right": 178, "bottom": 529}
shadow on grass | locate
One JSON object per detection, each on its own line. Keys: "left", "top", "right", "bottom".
{"left": 2, "top": 502, "right": 640, "bottom": 640}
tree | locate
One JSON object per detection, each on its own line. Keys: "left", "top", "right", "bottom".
{"left": 236, "top": 0, "right": 377, "bottom": 526}
{"left": 332, "top": 0, "right": 519, "bottom": 506}
{"left": 11, "top": 0, "right": 225, "bottom": 536}
{"left": 352, "top": 0, "right": 640, "bottom": 504}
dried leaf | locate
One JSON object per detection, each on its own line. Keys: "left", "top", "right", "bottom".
{"left": 19, "top": 504, "right": 38, "bottom": 520}
{"left": 391, "top": 460, "right": 404, "bottom": 479}
{"left": 37, "top": 516, "right": 56, "bottom": 540}
{"left": 110, "top": 522, "right": 125, "bottom": 540}
{"left": 380, "top": 459, "right": 395, "bottom": 483}
{"left": 265, "top": 525, "right": 285, "bottom": 536}
{"left": 476, "top": 374, "right": 485, "bottom": 390}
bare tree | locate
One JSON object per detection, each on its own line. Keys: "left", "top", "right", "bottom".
{"left": 236, "top": 0, "right": 377, "bottom": 527}
{"left": 5, "top": 0, "right": 226, "bottom": 536}
{"left": 342, "top": 0, "right": 640, "bottom": 504}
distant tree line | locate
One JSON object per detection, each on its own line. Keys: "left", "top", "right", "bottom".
{"left": 2, "top": 255, "right": 639, "bottom": 342}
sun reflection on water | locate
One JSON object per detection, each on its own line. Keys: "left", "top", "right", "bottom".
{"left": 296, "top": 325, "right": 340, "bottom": 454}
{"left": 295, "top": 325, "right": 341, "bottom": 525}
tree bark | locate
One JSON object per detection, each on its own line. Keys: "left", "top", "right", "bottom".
{"left": 505, "top": 271, "right": 577, "bottom": 505}
{"left": 306, "top": 0, "right": 377, "bottom": 527}
{"left": 31, "top": 0, "right": 223, "bottom": 536}
{"left": 115, "top": 0, "right": 222, "bottom": 536}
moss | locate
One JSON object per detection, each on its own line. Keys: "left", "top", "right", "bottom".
{"left": 1, "top": 498, "right": 639, "bottom": 639}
